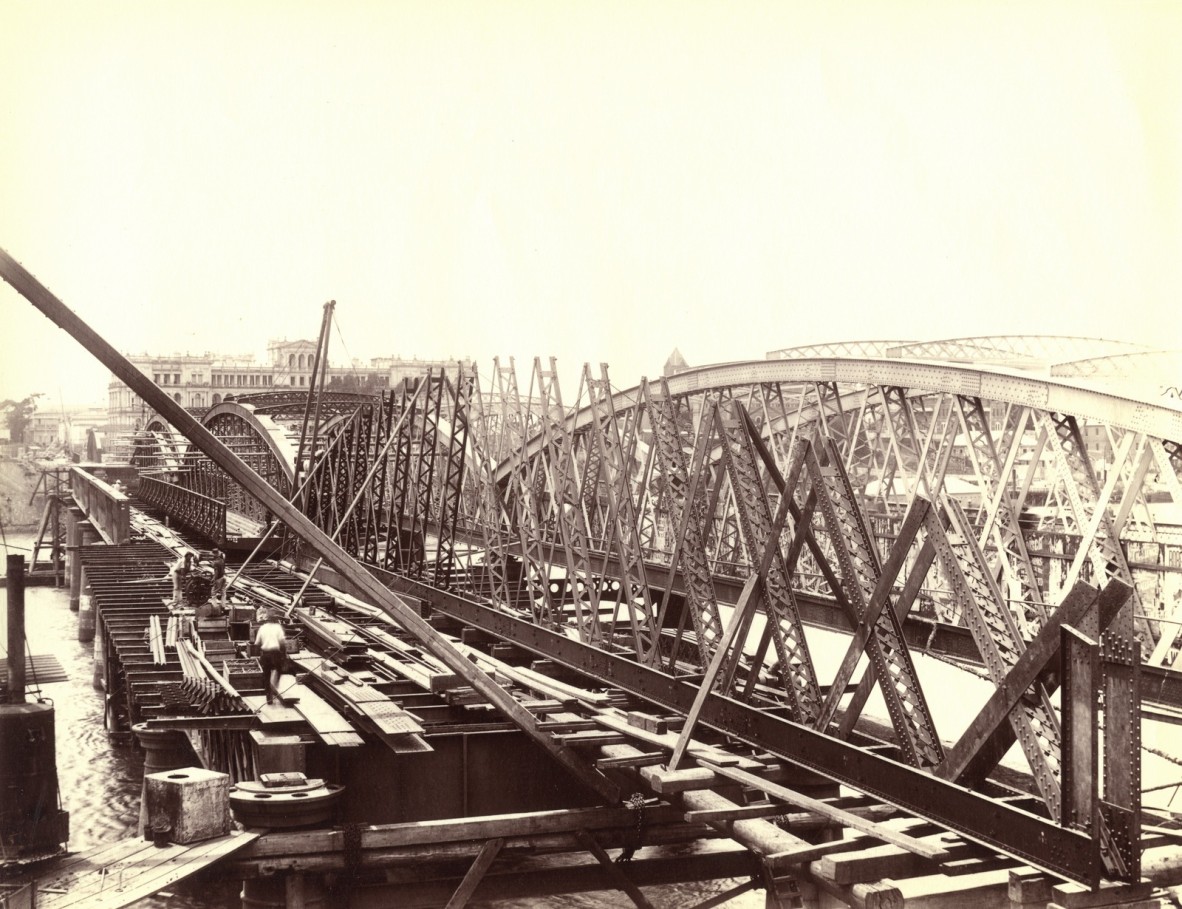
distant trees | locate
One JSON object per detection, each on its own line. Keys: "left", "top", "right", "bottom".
{"left": 1, "top": 394, "right": 41, "bottom": 443}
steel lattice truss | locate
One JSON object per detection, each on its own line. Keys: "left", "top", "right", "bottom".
{"left": 283, "top": 353, "right": 1181, "bottom": 886}
{"left": 130, "top": 354, "right": 1182, "bottom": 885}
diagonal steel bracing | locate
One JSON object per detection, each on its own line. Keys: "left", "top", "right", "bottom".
{"left": 928, "top": 497, "right": 1065, "bottom": 821}
{"left": 584, "top": 365, "right": 659, "bottom": 658}
{"left": 432, "top": 369, "right": 473, "bottom": 590}
{"left": 644, "top": 380, "right": 726, "bottom": 667}
{"left": 805, "top": 438, "right": 943, "bottom": 768}
{"left": 463, "top": 370, "right": 517, "bottom": 610}
{"left": 530, "top": 358, "right": 606, "bottom": 644}
{"left": 714, "top": 398, "right": 822, "bottom": 723}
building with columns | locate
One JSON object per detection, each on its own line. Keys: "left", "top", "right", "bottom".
{"left": 107, "top": 340, "right": 471, "bottom": 432}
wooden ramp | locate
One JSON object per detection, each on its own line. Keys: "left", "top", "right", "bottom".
{"left": 26, "top": 830, "right": 257, "bottom": 909}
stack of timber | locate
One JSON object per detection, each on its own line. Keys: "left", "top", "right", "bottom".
{"left": 289, "top": 652, "right": 430, "bottom": 753}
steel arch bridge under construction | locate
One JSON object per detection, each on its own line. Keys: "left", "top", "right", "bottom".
{"left": 125, "top": 339, "right": 1182, "bottom": 884}
{"left": 5, "top": 246, "right": 1182, "bottom": 892}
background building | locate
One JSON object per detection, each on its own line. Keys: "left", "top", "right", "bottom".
{"left": 107, "top": 340, "right": 471, "bottom": 432}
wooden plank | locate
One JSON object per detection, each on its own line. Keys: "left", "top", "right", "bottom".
{"left": 1049, "top": 877, "right": 1154, "bottom": 908}
{"left": 593, "top": 713, "right": 759, "bottom": 769}
{"left": 36, "top": 831, "right": 258, "bottom": 909}
{"left": 452, "top": 640, "right": 611, "bottom": 706}
{"left": 698, "top": 761, "right": 950, "bottom": 862}
{"left": 814, "top": 831, "right": 994, "bottom": 885}
{"left": 290, "top": 654, "right": 424, "bottom": 737}
{"left": 555, "top": 730, "right": 628, "bottom": 747}
{"left": 443, "top": 837, "right": 503, "bottom": 909}
{"left": 242, "top": 695, "right": 304, "bottom": 726}
{"left": 684, "top": 800, "right": 897, "bottom": 830}
{"left": 369, "top": 649, "right": 460, "bottom": 694}
{"left": 764, "top": 836, "right": 887, "bottom": 868}
{"left": 892, "top": 867, "right": 1012, "bottom": 909}
{"left": 276, "top": 674, "right": 365, "bottom": 747}
{"left": 0, "top": 654, "right": 68, "bottom": 685}
{"left": 245, "top": 804, "right": 689, "bottom": 857}
{"left": 367, "top": 630, "right": 463, "bottom": 691}
{"left": 595, "top": 752, "right": 666, "bottom": 770}
{"left": 142, "top": 715, "right": 257, "bottom": 731}
{"left": 683, "top": 802, "right": 786, "bottom": 823}
{"left": 640, "top": 766, "right": 718, "bottom": 794}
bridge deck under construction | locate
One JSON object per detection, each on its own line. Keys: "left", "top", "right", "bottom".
{"left": 5, "top": 250, "right": 1182, "bottom": 907}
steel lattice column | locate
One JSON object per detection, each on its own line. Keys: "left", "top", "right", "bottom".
{"left": 644, "top": 380, "right": 725, "bottom": 665}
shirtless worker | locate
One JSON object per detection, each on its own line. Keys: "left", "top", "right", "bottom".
{"left": 254, "top": 610, "right": 287, "bottom": 706}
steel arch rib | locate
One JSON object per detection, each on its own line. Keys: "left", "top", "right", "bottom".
{"left": 201, "top": 400, "right": 299, "bottom": 484}
{"left": 497, "top": 358, "right": 1182, "bottom": 481}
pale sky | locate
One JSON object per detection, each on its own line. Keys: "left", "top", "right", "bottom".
{"left": 2, "top": 1, "right": 1180, "bottom": 407}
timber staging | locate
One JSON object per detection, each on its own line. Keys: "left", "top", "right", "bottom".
{"left": 5, "top": 248, "right": 1182, "bottom": 907}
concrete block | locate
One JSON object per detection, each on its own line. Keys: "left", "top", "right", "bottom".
{"left": 143, "top": 766, "right": 230, "bottom": 845}
{"left": 250, "top": 730, "right": 306, "bottom": 776}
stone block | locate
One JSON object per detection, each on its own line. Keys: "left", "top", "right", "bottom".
{"left": 143, "top": 766, "right": 230, "bottom": 845}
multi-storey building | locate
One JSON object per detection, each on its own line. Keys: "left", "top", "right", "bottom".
{"left": 107, "top": 339, "right": 471, "bottom": 432}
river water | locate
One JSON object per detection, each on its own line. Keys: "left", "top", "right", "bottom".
{"left": 5, "top": 529, "right": 1179, "bottom": 907}
{"left": 4, "top": 533, "right": 238, "bottom": 908}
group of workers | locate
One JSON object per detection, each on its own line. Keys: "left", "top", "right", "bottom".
{"left": 168, "top": 548, "right": 227, "bottom": 608}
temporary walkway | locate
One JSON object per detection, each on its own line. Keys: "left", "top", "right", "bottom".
{"left": 20, "top": 830, "right": 257, "bottom": 909}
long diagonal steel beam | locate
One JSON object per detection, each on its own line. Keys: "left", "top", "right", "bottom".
{"left": 0, "top": 247, "right": 618, "bottom": 804}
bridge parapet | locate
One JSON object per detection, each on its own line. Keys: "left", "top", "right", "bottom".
{"left": 69, "top": 465, "right": 130, "bottom": 545}
{"left": 138, "top": 474, "right": 226, "bottom": 546}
